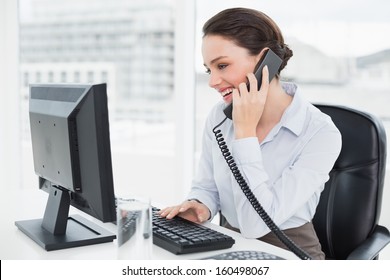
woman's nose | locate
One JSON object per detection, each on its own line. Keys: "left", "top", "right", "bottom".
{"left": 208, "top": 72, "right": 222, "bottom": 88}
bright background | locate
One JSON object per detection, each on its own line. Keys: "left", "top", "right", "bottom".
{"left": 1, "top": 0, "right": 390, "bottom": 259}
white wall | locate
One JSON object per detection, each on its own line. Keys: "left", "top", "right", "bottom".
{"left": 173, "top": 0, "right": 196, "bottom": 200}
{"left": 0, "top": 0, "right": 20, "bottom": 188}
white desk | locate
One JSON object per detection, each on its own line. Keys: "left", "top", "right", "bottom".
{"left": 0, "top": 188, "right": 298, "bottom": 260}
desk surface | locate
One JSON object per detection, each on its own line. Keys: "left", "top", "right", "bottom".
{"left": 1, "top": 187, "right": 298, "bottom": 260}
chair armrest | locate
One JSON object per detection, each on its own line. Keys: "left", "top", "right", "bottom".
{"left": 347, "top": 225, "right": 390, "bottom": 260}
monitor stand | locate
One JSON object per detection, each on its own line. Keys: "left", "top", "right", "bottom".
{"left": 15, "top": 186, "right": 116, "bottom": 251}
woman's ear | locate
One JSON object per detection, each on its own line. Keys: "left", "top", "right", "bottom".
{"left": 256, "top": 47, "right": 269, "bottom": 64}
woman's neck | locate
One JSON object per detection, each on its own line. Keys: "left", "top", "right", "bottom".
{"left": 256, "top": 80, "right": 293, "bottom": 140}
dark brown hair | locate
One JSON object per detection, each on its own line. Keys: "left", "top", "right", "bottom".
{"left": 202, "top": 8, "right": 293, "bottom": 73}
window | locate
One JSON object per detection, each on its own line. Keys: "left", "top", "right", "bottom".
{"left": 16, "top": 0, "right": 390, "bottom": 231}
{"left": 35, "top": 71, "right": 41, "bottom": 83}
{"left": 48, "top": 71, "right": 54, "bottom": 83}
{"left": 60, "top": 71, "right": 67, "bottom": 83}
{"left": 101, "top": 71, "right": 108, "bottom": 83}
{"left": 73, "top": 71, "right": 80, "bottom": 83}
{"left": 17, "top": 0, "right": 192, "bottom": 205}
{"left": 87, "top": 71, "right": 94, "bottom": 83}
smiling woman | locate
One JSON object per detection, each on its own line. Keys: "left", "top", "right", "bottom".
{"left": 195, "top": 0, "right": 390, "bottom": 158}
{"left": 160, "top": 7, "right": 342, "bottom": 260}
{"left": 193, "top": 1, "right": 390, "bottom": 260}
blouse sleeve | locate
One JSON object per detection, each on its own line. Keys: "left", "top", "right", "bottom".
{"left": 230, "top": 120, "right": 342, "bottom": 237}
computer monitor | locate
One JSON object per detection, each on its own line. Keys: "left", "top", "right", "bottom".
{"left": 15, "top": 83, "right": 116, "bottom": 251}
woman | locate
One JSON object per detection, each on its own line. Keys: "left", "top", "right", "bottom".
{"left": 159, "top": 7, "right": 342, "bottom": 259}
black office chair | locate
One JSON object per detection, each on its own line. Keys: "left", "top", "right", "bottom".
{"left": 313, "top": 104, "right": 390, "bottom": 259}
{"left": 219, "top": 103, "right": 390, "bottom": 259}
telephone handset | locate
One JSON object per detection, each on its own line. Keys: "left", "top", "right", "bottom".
{"left": 223, "top": 49, "right": 283, "bottom": 119}
{"left": 213, "top": 49, "right": 312, "bottom": 260}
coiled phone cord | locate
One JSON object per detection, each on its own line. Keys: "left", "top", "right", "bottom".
{"left": 213, "top": 117, "right": 312, "bottom": 260}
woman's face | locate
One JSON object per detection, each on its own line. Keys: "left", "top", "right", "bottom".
{"left": 202, "top": 35, "right": 259, "bottom": 104}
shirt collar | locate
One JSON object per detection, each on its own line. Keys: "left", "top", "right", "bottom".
{"left": 278, "top": 82, "right": 307, "bottom": 136}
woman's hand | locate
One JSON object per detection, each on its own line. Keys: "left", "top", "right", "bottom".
{"left": 232, "top": 65, "right": 269, "bottom": 139}
{"left": 158, "top": 200, "right": 211, "bottom": 223}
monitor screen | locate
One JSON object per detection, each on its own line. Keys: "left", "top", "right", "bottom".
{"left": 15, "top": 83, "right": 116, "bottom": 251}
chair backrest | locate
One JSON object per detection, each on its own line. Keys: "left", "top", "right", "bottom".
{"left": 313, "top": 104, "right": 387, "bottom": 259}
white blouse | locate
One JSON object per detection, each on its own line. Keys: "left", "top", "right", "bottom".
{"left": 187, "top": 83, "right": 342, "bottom": 238}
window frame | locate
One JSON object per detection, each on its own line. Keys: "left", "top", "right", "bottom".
{"left": 0, "top": 0, "right": 21, "bottom": 188}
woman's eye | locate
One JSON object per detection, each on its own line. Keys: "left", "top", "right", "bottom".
{"left": 204, "top": 64, "right": 227, "bottom": 74}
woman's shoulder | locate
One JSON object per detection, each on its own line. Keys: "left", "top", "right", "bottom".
{"left": 289, "top": 88, "right": 340, "bottom": 137}
{"left": 305, "top": 103, "right": 342, "bottom": 140}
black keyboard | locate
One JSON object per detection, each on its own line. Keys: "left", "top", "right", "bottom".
{"left": 152, "top": 208, "right": 235, "bottom": 254}
{"left": 203, "top": 250, "right": 284, "bottom": 260}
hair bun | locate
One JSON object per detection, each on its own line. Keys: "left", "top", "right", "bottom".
{"left": 282, "top": 44, "right": 293, "bottom": 60}
{"left": 278, "top": 44, "right": 293, "bottom": 72}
